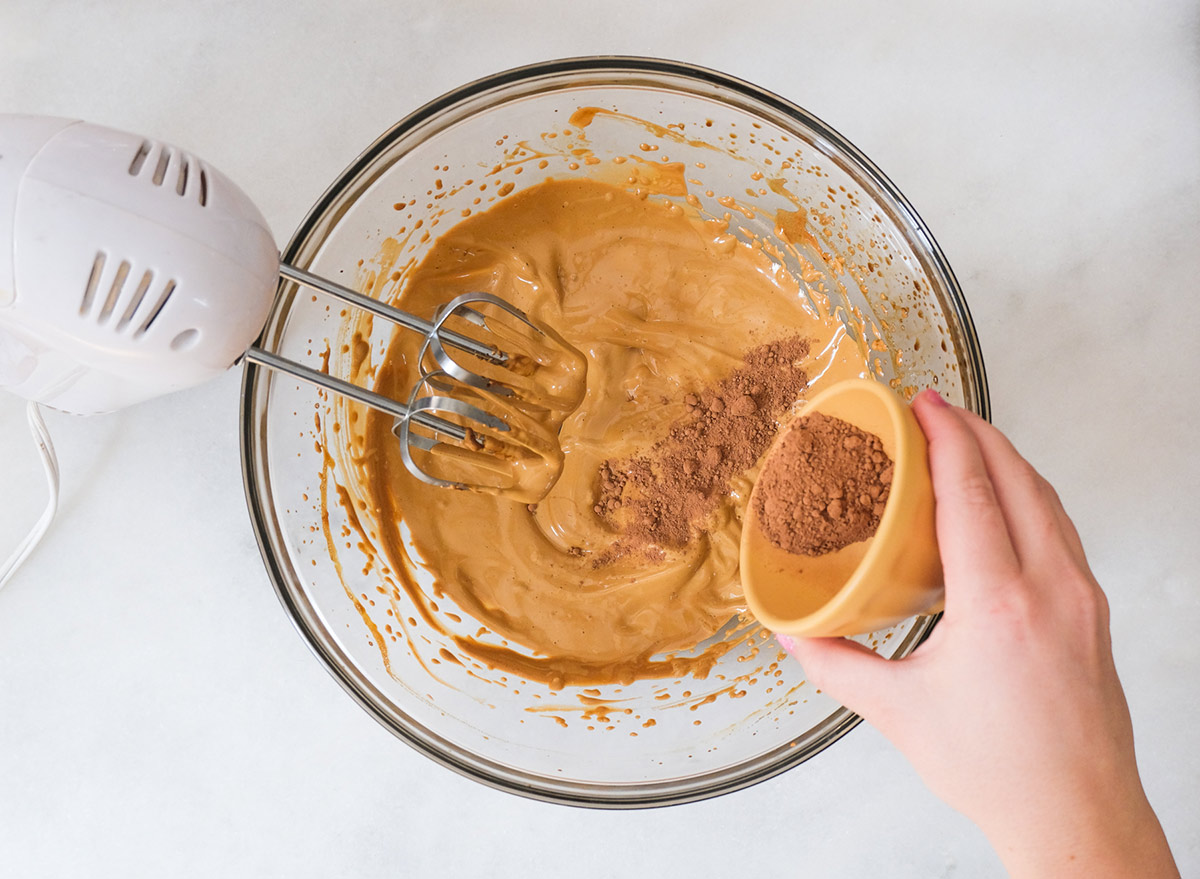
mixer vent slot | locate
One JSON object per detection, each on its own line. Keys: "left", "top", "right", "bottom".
{"left": 97, "top": 260, "right": 132, "bottom": 324}
{"left": 128, "top": 141, "right": 151, "bottom": 176}
{"left": 80, "top": 251, "right": 106, "bottom": 315}
{"left": 152, "top": 148, "right": 171, "bottom": 186}
{"left": 132, "top": 279, "right": 178, "bottom": 338}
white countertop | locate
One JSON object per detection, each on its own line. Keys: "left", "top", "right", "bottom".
{"left": 2, "top": 1, "right": 1197, "bottom": 875}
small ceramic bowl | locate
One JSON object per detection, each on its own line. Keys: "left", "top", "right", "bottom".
{"left": 742, "top": 378, "right": 944, "bottom": 638}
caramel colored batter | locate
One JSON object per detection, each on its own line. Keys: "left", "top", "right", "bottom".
{"left": 352, "top": 177, "right": 870, "bottom": 687}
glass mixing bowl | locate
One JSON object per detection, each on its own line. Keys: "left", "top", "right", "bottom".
{"left": 240, "top": 57, "right": 988, "bottom": 807}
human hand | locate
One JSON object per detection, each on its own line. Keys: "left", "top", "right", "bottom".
{"left": 778, "top": 390, "right": 1178, "bottom": 878}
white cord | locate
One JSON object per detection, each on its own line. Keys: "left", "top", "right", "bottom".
{"left": 0, "top": 402, "right": 60, "bottom": 591}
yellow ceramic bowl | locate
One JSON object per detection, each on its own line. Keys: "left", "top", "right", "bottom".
{"left": 741, "top": 379, "right": 944, "bottom": 638}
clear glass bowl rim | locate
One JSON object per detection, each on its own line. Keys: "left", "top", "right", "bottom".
{"left": 239, "top": 55, "right": 991, "bottom": 809}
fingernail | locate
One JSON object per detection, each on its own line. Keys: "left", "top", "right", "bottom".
{"left": 775, "top": 633, "right": 797, "bottom": 654}
{"left": 919, "top": 388, "right": 948, "bottom": 408}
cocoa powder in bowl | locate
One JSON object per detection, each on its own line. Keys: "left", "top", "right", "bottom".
{"left": 753, "top": 412, "right": 894, "bottom": 556}
{"left": 594, "top": 336, "right": 811, "bottom": 563}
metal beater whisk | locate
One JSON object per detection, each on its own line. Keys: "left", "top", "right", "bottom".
{"left": 250, "top": 265, "right": 583, "bottom": 502}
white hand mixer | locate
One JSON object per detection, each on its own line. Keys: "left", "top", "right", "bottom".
{"left": 0, "top": 114, "right": 584, "bottom": 587}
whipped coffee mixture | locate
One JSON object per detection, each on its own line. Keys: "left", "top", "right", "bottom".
{"left": 331, "top": 175, "right": 873, "bottom": 687}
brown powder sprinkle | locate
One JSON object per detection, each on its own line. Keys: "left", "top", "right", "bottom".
{"left": 753, "top": 411, "right": 893, "bottom": 556}
{"left": 594, "top": 336, "right": 811, "bottom": 563}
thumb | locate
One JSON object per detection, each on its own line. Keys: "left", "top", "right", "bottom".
{"left": 777, "top": 634, "right": 902, "bottom": 727}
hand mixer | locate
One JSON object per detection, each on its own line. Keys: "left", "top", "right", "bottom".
{"left": 0, "top": 114, "right": 585, "bottom": 586}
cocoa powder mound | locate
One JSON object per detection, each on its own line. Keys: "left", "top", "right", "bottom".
{"left": 594, "top": 336, "right": 811, "bottom": 563}
{"left": 753, "top": 412, "right": 893, "bottom": 556}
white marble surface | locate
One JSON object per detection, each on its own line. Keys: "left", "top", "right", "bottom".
{"left": 2, "top": 1, "right": 1197, "bottom": 876}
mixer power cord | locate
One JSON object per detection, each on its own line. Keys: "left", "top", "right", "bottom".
{"left": 0, "top": 402, "right": 60, "bottom": 591}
